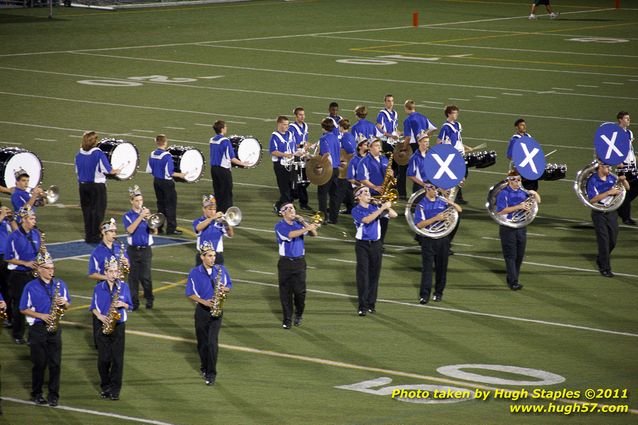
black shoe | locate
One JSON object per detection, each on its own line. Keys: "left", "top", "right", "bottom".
{"left": 14, "top": 338, "right": 26, "bottom": 345}
{"left": 327, "top": 220, "right": 338, "bottom": 225}
{"left": 456, "top": 199, "right": 468, "bottom": 205}
{"left": 110, "top": 393, "right": 120, "bottom": 401}
{"left": 367, "top": 308, "right": 376, "bottom": 314}
{"left": 166, "top": 230, "right": 183, "bottom": 235}
{"left": 205, "top": 375, "right": 216, "bottom": 386}
{"left": 132, "top": 304, "right": 139, "bottom": 311}
{"left": 145, "top": 301, "right": 153, "bottom": 310}
{"left": 358, "top": 310, "right": 366, "bottom": 317}
{"left": 32, "top": 394, "right": 47, "bottom": 405}
{"left": 601, "top": 270, "right": 614, "bottom": 278}
{"left": 100, "top": 390, "right": 111, "bottom": 399}
{"left": 300, "top": 205, "right": 313, "bottom": 211}
{"left": 200, "top": 368, "right": 207, "bottom": 379}
{"left": 432, "top": 294, "right": 443, "bottom": 302}
{"left": 448, "top": 249, "right": 454, "bottom": 256}
{"left": 622, "top": 218, "right": 637, "bottom": 225}
{"left": 282, "top": 322, "right": 291, "bottom": 329}
{"left": 48, "top": 396, "right": 58, "bottom": 407}
{"left": 509, "top": 283, "right": 523, "bottom": 291}
{"left": 419, "top": 297, "right": 429, "bottom": 305}
{"left": 294, "top": 316, "right": 302, "bottom": 327}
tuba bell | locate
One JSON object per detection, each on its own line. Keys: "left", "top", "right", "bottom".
{"left": 220, "top": 206, "right": 242, "bottom": 227}
{"left": 486, "top": 180, "right": 538, "bottom": 228}
{"left": 574, "top": 161, "right": 626, "bottom": 212}
{"left": 405, "top": 188, "right": 459, "bottom": 239}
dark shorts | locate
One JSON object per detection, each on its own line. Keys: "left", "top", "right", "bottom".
{"left": 534, "top": 0, "right": 550, "bottom": 5}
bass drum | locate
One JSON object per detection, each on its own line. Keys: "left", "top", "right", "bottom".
{"left": 0, "top": 147, "right": 42, "bottom": 189}
{"left": 229, "top": 135, "right": 262, "bottom": 168}
{"left": 168, "top": 145, "right": 205, "bottom": 183}
{"left": 98, "top": 138, "right": 139, "bottom": 180}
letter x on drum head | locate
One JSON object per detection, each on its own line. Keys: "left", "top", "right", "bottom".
{"left": 594, "top": 123, "right": 630, "bottom": 166}
{"left": 423, "top": 144, "right": 466, "bottom": 190}
{"left": 511, "top": 136, "right": 545, "bottom": 181}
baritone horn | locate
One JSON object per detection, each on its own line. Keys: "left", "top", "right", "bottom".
{"left": 34, "top": 185, "right": 60, "bottom": 206}
{"left": 220, "top": 206, "right": 242, "bottom": 227}
{"left": 141, "top": 205, "right": 166, "bottom": 229}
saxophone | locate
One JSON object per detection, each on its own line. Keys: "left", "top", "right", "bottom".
{"left": 46, "top": 279, "right": 66, "bottom": 333}
{"left": 116, "top": 240, "right": 130, "bottom": 281}
{"left": 102, "top": 283, "right": 122, "bottom": 335}
{"left": 210, "top": 266, "right": 228, "bottom": 318}
{"left": 372, "top": 153, "right": 399, "bottom": 204}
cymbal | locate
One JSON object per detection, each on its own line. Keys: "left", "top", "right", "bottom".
{"left": 307, "top": 153, "right": 332, "bottom": 186}
{"left": 338, "top": 148, "right": 353, "bottom": 180}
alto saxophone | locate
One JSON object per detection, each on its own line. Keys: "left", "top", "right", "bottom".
{"left": 116, "top": 240, "right": 130, "bottom": 281}
{"left": 102, "top": 283, "right": 122, "bottom": 335}
{"left": 46, "top": 279, "right": 66, "bottom": 333}
{"left": 210, "top": 266, "right": 228, "bottom": 318}
{"left": 372, "top": 153, "right": 399, "bottom": 205}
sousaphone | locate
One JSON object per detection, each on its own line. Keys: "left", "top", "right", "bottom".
{"left": 306, "top": 153, "right": 332, "bottom": 186}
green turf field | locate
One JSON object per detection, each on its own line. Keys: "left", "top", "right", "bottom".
{"left": 0, "top": 0, "right": 637, "bottom": 424}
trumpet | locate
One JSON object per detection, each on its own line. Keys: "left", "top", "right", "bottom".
{"left": 219, "top": 206, "right": 242, "bottom": 227}
{"left": 295, "top": 210, "right": 325, "bottom": 226}
{"left": 141, "top": 205, "right": 165, "bottom": 230}
{"left": 33, "top": 185, "right": 60, "bottom": 207}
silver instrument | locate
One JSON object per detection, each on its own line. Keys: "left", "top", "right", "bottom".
{"left": 574, "top": 161, "right": 626, "bottom": 212}
{"left": 141, "top": 205, "right": 165, "bottom": 230}
{"left": 486, "top": 180, "right": 538, "bottom": 228}
{"left": 220, "top": 206, "right": 242, "bottom": 227}
{"left": 405, "top": 188, "right": 459, "bottom": 239}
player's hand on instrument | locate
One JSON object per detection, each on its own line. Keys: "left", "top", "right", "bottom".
{"left": 120, "top": 257, "right": 130, "bottom": 267}
{"left": 97, "top": 313, "right": 109, "bottom": 324}
{"left": 114, "top": 301, "right": 127, "bottom": 309}
{"left": 221, "top": 286, "right": 231, "bottom": 294}
{"left": 374, "top": 185, "right": 385, "bottom": 194}
{"left": 202, "top": 299, "right": 214, "bottom": 308}
{"left": 608, "top": 187, "right": 622, "bottom": 196}
{"left": 55, "top": 297, "right": 66, "bottom": 307}
{"left": 305, "top": 223, "right": 318, "bottom": 232}
{"left": 32, "top": 186, "right": 44, "bottom": 197}
{"left": 141, "top": 207, "right": 151, "bottom": 219}
{"left": 111, "top": 167, "right": 122, "bottom": 175}
{"left": 25, "top": 260, "right": 38, "bottom": 269}
{"left": 40, "top": 313, "right": 53, "bottom": 324}
{"left": 381, "top": 201, "right": 393, "bottom": 210}
{"left": 0, "top": 300, "right": 6, "bottom": 310}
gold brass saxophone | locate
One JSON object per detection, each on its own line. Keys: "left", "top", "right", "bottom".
{"left": 210, "top": 266, "right": 228, "bottom": 318}
{"left": 46, "top": 279, "right": 66, "bottom": 333}
{"left": 102, "top": 283, "right": 122, "bottom": 335}
{"left": 116, "top": 240, "right": 130, "bottom": 281}
{"left": 372, "top": 153, "right": 399, "bottom": 205}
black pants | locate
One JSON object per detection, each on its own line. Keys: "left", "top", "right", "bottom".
{"left": 194, "top": 304, "right": 222, "bottom": 380}
{"left": 277, "top": 257, "right": 306, "bottom": 325}
{"left": 392, "top": 156, "right": 408, "bottom": 199}
{"left": 380, "top": 216, "right": 389, "bottom": 245}
{"left": 522, "top": 178, "right": 539, "bottom": 191}
{"left": 355, "top": 239, "right": 383, "bottom": 311}
{"left": 499, "top": 226, "right": 527, "bottom": 287}
{"left": 618, "top": 179, "right": 638, "bottom": 222}
{"left": 419, "top": 236, "right": 450, "bottom": 299}
{"left": 318, "top": 168, "right": 340, "bottom": 222}
{"left": 153, "top": 178, "right": 178, "bottom": 233}
{"left": 273, "top": 162, "right": 293, "bottom": 211}
{"left": 338, "top": 179, "right": 354, "bottom": 212}
{"left": 94, "top": 317, "right": 126, "bottom": 396}
{"left": 591, "top": 210, "right": 618, "bottom": 272}
{"left": 28, "top": 322, "right": 62, "bottom": 398}
{"left": 0, "top": 257, "right": 11, "bottom": 322}
{"left": 79, "top": 182, "right": 107, "bottom": 243}
{"left": 9, "top": 270, "right": 33, "bottom": 340}
{"left": 127, "top": 246, "right": 152, "bottom": 309}
{"left": 210, "top": 166, "right": 233, "bottom": 213}
{"left": 291, "top": 163, "right": 309, "bottom": 207}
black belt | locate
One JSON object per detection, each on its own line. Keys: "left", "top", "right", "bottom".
{"left": 281, "top": 256, "right": 304, "bottom": 261}
{"left": 356, "top": 239, "right": 381, "bottom": 244}
{"left": 129, "top": 245, "right": 149, "bottom": 250}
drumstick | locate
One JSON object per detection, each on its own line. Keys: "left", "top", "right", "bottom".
{"left": 471, "top": 143, "right": 487, "bottom": 150}
{"left": 545, "top": 149, "right": 557, "bottom": 158}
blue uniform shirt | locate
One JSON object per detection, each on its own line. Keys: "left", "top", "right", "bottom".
{"left": 269, "top": 131, "right": 295, "bottom": 163}
{"left": 438, "top": 121, "right": 464, "bottom": 154}
{"left": 88, "top": 242, "right": 129, "bottom": 276}
{"left": 407, "top": 150, "right": 428, "bottom": 183}
{"left": 355, "top": 154, "right": 389, "bottom": 195}
{"left": 351, "top": 119, "right": 377, "bottom": 141}
{"left": 352, "top": 204, "right": 381, "bottom": 241}
{"left": 146, "top": 148, "right": 174, "bottom": 180}
{"left": 11, "top": 188, "right": 32, "bottom": 213}
{"left": 186, "top": 264, "right": 233, "bottom": 300}
{"left": 587, "top": 173, "right": 618, "bottom": 206}
{"left": 0, "top": 218, "right": 14, "bottom": 256}
{"left": 90, "top": 280, "right": 133, "bottom": 323}
{"left": 75, "top": 147, "right": 112, "bottom": 183}
{"left": 19, "top": 278, "right": 71, "bottom": 326}
{"left": 123, "top": 210, "right": 153, "bottom": 247}
{"left": 507, "top": 133, "right": 530, "bottom": 159}
{"left": 193, "top": 216, "right": 228, "bottom": 252}
{"left": 347, "top": 155, "right": 363, "bottom": 182}
{"left": 275, "top": 219, "right": 307, "bottom": 257}
{"left": 320, "top": 132, "right": 341, "bottom": 169}
{"left": 289, "top": 122, "right": 309, "bottom": 146}
{"left": 4, "top": 227, "right": 41, "bottom": 271}
{"left": 209, "top": 134, "right": 236, "bottom": 169}
{"left": 496, "top": 186, "right": 529, "bottom": 220}
{"left": 403, "top": 112, "right": 437, "bottom": 143}
{"left": 376, "top": 108, "right": 398, "bottom": 135}
{"left": 326, "top": 114, "right": 342, "bottom": 136}
{"left": 340, "top": 132, "right": 356, "bottom": 155}
{"left": 415, "top": 197, "right": 448, "bottom": 230}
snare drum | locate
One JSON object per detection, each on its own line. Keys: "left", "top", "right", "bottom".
{"left": 540, "top": 163, "right": 567, "bottom": 181}
{"left": 229, "top": 135, "right": 262, "bottom": 168}
{"left": 0, "top": 147, "right": 42, "bottom": 189}
{"left": 168, "top": 145, "right": 205, "bottom": 183}
{"left": 464, "top": 150, "right": 497, "bottom": 169}
{"left": 98, "top": 138, "right": 139, "bottom": 180}
{"left": 291, "top": 158, "right": 309, "bottom": 190}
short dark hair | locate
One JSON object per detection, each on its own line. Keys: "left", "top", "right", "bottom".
{"left": 329, "top": 102, "right": 339, "bottom": 109}
{"left": 339, "top": 118, "right": 351, "bottom": 130}
{"left": 277, "top": 115, "right": 289, "bottom": 124}
{"left": 16, "top": 171, "right": 29, "bottom": 180}
{"left": 514, "top": 118, "right": 526, "bottom": 127}
{"left": 213, "top": 120, "right": 226, "bottom": 134}
{"left": 617, "top": 111, "right": 630, "bottom": 120}
{"left": 444, "top": 105, "right": 459, "bottom": 117}
{"left": 384, "top": 94, "right": 393, "bottom": 101}
{"left": 293, "top": 107, "right": 304, "bottom": 116}
{"left": 321, "top": 118, "right": 335, "bottom": 132}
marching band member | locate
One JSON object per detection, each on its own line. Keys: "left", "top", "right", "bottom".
{"left": 587, "top": 163, "right": 629, "bottom": 277}
{"left": 351, "top": 105, "right": 377, "bottom": 141}
{"left": 403, "top": 100, "right": 437, "bottom": 199}
{"left": 415, "top": 183, "right": 462, "bottom": 304}
{"left": 338, "top": 119, "right": 356, "bottom": 215}
{"left": 11, "top": 169, "right": 44, "bottom": 218}
{"left": 209, "top": 120, "right": 248, "bottom": 213}
{"left": 376, "top": 94, "right": 400, "bottom": 145}
{"left": 122, "top": 186, "right": 156, "bottom": 310}
{"left": 270, "top": 116, "right": 296, "bottom": 213}
{"left": 616, "top": 111, "right": 637, "bottom": 226}
{"left": 496, "top": 170, "right": 541, "bottom": 290}
{"left": 4, "top": 205, "right": 41, "bottom": 344}
{"left": 193, "top": 195, "right": 233, "bottom": 266}
{"left": 185, "top": 242, "right": 233, "bottom": 386}
{"left": 437, "top": 105, "right": 472, "bottom": 204}
{"left": 407, "top": 131, "right": 431, "bottom": 194}
{"left": 19, "top": 250, "right": 71, "bottom": 407}
{"left": 147, "top": 134, "right": 186, "bottom": 235}
{"left": 0, "top": 203, "right": 17, "bottom": 327}
{"left": 289, "top": 107, "right": 313, "bottom": 211}
{"left": 355, "top": 138, "right": 392, "bottom": 243}
{"left": 352, "top": 186, "right": 397, "bottom": 316}
{"left": 75, "top": 131, "right": 121, "bottom": 244}
{"left": 275, "top": 203, "right": 318, "bottom": 329}
{"left": 347, "top": 135, "right": 369, "bottom": 189}
{"left": 506, "top": 119, "right": 538, "bottom": 191}
{"left": 90, "top": 257, "right": 133, "bottom": 401}
{"left": 88, "top": 219, "right": 130, "bottom": 283}
{"left": 318, "top": 118, "right": 342, "bottom": 224}
{"left": 325, "top": 102, "right": 342, "bottom": 136}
